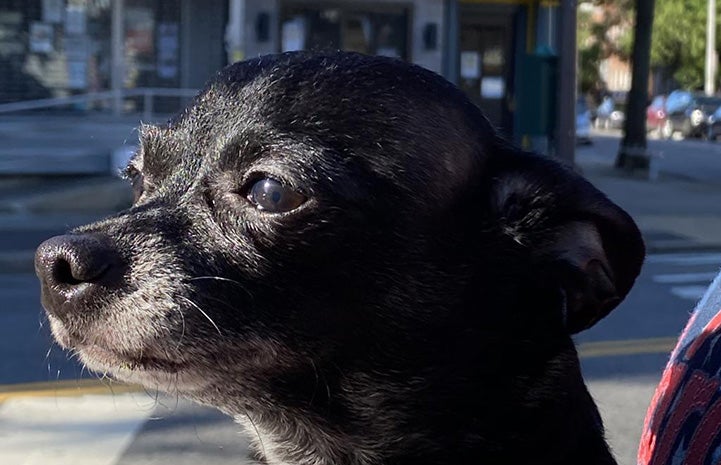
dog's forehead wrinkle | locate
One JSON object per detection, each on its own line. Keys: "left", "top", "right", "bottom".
{"left": 180, "top": 61, "right": 486, "bottom": 209}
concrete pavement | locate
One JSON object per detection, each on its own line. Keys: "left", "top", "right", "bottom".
{"left": 578, "top": 133, "right": 721, "bottom": 252}
{"left": 0, "top": 113, "right": 152, "bottom": 175}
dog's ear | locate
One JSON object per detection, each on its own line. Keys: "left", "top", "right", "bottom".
{"left": 487, "top": 150, "right": 644, "bottom": 334}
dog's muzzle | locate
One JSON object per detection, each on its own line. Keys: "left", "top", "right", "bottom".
{"left": 35, "top": 234, "right": 123, "bottom": 319}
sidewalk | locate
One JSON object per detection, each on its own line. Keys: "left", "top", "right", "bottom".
{"left": 2, "top": 122, "right": 721, "bottom": 274}
{"left": 0, "top": 114, "right": 147, "bottom": 175}
{"left": 577, "top": 133, "right": 721, "bottom": 252}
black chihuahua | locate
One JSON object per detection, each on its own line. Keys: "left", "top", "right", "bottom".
{"left": 36, "top": 52, "right": 644, "bottom": 465}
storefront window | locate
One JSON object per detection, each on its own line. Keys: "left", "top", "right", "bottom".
{"left": 124, "top": 0, "right": 179, "bottom": 89}
{"left": 0, "top": 0, "right": 180, "bottom": 106}
{"left": 0, "top": 0, "right": 112, "bottom": 103}
{"left": 281, "top": 3, "right": 409, "bottom": 60}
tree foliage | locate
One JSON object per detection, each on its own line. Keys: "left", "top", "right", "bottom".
{"left": 651, "top": 0, "right": 719, "bottom": 90}
{"left": 577, "top": 1, "right": 634, "bottom": 98}
{"left": 578, "top": 0, "right": 721, "bottom": 94}
{"left": 578, "top": 8, "right": 602, "bottom": 95}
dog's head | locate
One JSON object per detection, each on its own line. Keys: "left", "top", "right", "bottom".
{"left": 36, "top": 52, "right": 643, "bottom": 461}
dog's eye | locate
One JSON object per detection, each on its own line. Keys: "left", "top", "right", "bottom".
{"left": 247, "top": 178, "right": 306, "bottom": 213}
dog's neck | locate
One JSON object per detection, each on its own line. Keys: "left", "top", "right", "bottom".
{"left": 204, "top": 345, "right": 617, "bottom": 465}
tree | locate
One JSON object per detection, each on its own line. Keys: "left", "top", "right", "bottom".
{"left": 578, "top": 8, "right": 603, "bottom": 95}
{"left": 616, "top": 0, "right": 655, "bottom": 170}
{"left": 651, "top": 0, "right": 720, "bottom": 90}
{"left": 577, "top": 1, "right": 634, "bottom": 101}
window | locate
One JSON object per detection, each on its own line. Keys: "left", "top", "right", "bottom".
{"left": 280, "top": 4, "right": 409, "bottom": 60}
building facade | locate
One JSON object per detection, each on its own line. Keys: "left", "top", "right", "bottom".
{"left": 229, "top": 0, "right": 566, "bottom": 142}
{"left": 0, "top": 0, "right": 226, "bottom": 104}
{"left": 0, "top": 0, "right": 572, "bottom": 146}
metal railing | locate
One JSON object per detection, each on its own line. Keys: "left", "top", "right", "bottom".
{"left": 0, "top": 88, "right": 199, "bottom": 121}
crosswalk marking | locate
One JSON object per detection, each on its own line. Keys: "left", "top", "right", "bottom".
{"left": 670, "top": 285, "right": 710, "bottom": 301}
{"left": 645, "top": 253, "right": 721, "bottom": 266}
{"left": 646, "top": 253, "right": 720, "bottom": 301}
{"left": 0, "top": 393, "right": 154, "bottom": 465}
{"left": 652, "top": 272, "right": 719, "bottom": 284}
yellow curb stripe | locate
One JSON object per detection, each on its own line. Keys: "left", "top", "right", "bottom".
{"left": 578, "top": 337, "right": 678, "bottom": 359}
{"left": 0, "top": 379, "right": 143, "bottom": 402}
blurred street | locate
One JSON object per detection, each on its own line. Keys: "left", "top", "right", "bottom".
{"left": 2, "top": 126, "right": 721, "bottom": 464}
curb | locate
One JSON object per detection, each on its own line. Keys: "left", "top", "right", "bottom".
{"left": 0, "top": 379, "right": 142, "bottom": 402}
{"left": 644, "top": 241, "right": 721, "bottom": 254}
{"left": 577, "top": 337, "right": 677, "bottom": 358}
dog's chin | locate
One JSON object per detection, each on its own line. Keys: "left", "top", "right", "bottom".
{"left": 47, "top": 314, "right": 210, "bottom": 393}
{"left": 79, "top": 345, "right": 215, "bottom": 393}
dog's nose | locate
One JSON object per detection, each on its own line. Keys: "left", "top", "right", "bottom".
{"left": 35, "top": 234, "right": 122, "bottom": 318}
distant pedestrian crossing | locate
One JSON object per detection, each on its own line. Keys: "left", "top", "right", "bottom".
{"left": 647, "top": 253, "right": 721, "bottom": 302}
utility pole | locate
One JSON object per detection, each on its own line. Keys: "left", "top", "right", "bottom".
{"left": 706, "top": 0, "right": 717, "bottom": 96}
{"left": 111, "top": 0, "right": 124, "bottom": 116}
{"left": 616, "top": 0, "right": 655, "bottom": 171}
{"left": 557, "top": 0, "right": 578, "bottom": 167}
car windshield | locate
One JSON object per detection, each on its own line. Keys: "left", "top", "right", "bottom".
{"left": 696, "top": 97, "right": 721, "bottom": 113}
{"left": 650, "top": 96, "right": 665, "bottom": 109}
{"left": 665, "top": 91, "right": 692, "bottom": 111}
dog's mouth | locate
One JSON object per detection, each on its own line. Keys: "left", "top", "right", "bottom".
{"left": 46, "top": 310, "right": 189, "bottom": 375}
{"left": 78, "top": 344, "right": 188, "bottom": 374}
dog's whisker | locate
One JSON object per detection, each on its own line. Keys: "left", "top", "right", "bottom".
{"left": 186, "top": 276, "right": 254, "bottom": 300}
{"left": 171, "top": 305, "right": 187, "bottom": 351}
{"left": 201, "top": 294, "right": 242, "bottom": 316}
{"left": 173, "top": 372, "right": 181, "bottom": 412}
{"left": 37, "top": 310, "right": 46, "bottom": 332}
{"left": 309, "top": 358, "right": 320, "bottom": 407}
{"left": 179, "top": 295, "right": 223, "bottom": 336}
{"left": 144, "top": 385, "right": 164, "bottom": 415}
{"left": 244, "top": 408, "right": 267, "bottom": 461}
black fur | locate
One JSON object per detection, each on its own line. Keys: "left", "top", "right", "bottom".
{"left": 35, "top": 51, "right": 644, "bottom": 465}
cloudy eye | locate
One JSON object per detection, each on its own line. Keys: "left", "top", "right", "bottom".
{"left": 247, "top": 178, "right": 306, "bottom": 213}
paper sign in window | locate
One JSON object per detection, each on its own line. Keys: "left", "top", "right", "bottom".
{"left": 460, "top": 51, "right": 481, "bottom": 79}
{"left": 481, "top": 77, "right": 505, "bottom": 99}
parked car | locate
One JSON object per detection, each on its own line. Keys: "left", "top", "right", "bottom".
{"left": 576, "top": 98, "right": 592, "bottom": 144}
{"left": 646, "top": 95, "right": 668, "bottom": 137}
{"left": 664, "top": 90, "right": 721, "bottom": 139}
{"left": 594, "top": 96, "right": 625, "bottom": 129}
{"left": 706, "top": 106, "right": 721, "bottom": 140}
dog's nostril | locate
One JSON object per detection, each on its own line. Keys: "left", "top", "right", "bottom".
{"left": 53, "top": 257, "right": 84, "bottom": 286}
{"left": 36, "top": 233, "right": 122, "bottom": 318}
{"left": 36, "top": 234, "right": 119, "bottom": 289}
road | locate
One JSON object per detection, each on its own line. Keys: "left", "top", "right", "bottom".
{"left": 589, "top": 131, "right": 721, "bottom": 187}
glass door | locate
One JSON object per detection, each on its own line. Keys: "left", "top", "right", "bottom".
{"left": 459, "top": 15, "right": 513, "bottom": 135}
